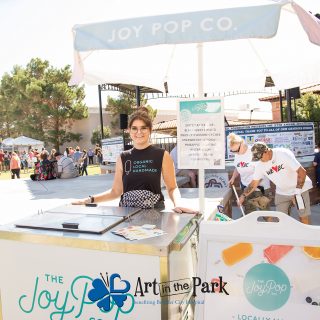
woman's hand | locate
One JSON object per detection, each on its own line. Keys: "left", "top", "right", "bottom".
{"left": 237, "top": 194, "right": 245, "bottom": 207}
{"left": 173, "top": 206, "right": 199, "bottom": 214}
{"left": 72, "top": 197, "right": 90, "bottom": 205}
{"left": 228, "top": 177, "right": 235, "bottom": 187}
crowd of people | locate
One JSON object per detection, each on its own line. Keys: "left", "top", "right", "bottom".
{"left": 0, "top": 144, "right": 103, "bottom": 181}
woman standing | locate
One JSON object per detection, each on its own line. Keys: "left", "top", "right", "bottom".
{"left": 10, "top": 152, "right": 21, "bottom": 179}
{"left": 80, "top": 149, "right": 88, "bottom": 176}
{"left": 73, "top": 107, "right": 195, "bottom": 213}
{"left": 228, "top": 133, "right": 270, "bottom": 214}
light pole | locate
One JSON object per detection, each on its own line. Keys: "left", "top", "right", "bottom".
{"left": 249, "top": 107, "right": 259, "bottom": 124}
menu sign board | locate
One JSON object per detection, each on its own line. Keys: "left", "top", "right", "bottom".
{"left": 177, "top": 98, "right": 225, "bottom": 169}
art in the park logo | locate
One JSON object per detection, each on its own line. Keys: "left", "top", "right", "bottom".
{"left": 17, "top": 272, "right": 229, "bottom": 319}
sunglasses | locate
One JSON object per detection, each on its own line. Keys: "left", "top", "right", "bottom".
{"left": 230, "top": 142, "right": 242, "bottom": 153}
{"left": 130, "top": 126, "right": 149, "bottom": 134}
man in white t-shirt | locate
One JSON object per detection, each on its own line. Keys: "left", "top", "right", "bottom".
{"left": 229, "top": 139, "right": 270, "bottom": 214}
{"left": 238, "top": 142, "right": 312, "bottom": 224}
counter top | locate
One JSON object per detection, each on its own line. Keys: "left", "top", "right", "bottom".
{"left": 0, "top": 205, "right": 200, "bottom": 256}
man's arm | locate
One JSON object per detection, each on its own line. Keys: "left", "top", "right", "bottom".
{"left": 296, "top": 166, "right": 306, "bottom": 190}
{"left": 238, "top": 179, "right": 260, "bottom": 205}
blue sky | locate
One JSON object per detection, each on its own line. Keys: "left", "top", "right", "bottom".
{"left": 0, "top": 0, "right": 319, "bottom": 110}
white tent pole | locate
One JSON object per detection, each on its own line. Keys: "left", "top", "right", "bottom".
{"left": 197, "top": 43, "right": 205, "bottom": 214}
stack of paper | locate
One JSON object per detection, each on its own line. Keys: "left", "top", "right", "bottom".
{"left": 112, "top": 225, "right": 165, "bottom": 241}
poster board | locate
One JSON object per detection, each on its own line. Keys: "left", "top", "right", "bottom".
{"left": 177, "top": 98, "right": 225, "bottom": 169}
{"left": 101, "top": 136, "right": 123, "bottom": 163}
{"left": 225, "top": 122, "right": 314, "bottom": 160}
{"left": 196, "top": 211, "right": 320, "bottom": 319}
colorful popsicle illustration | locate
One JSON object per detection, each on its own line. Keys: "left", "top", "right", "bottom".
{"left": 264, "top": 245, "right": 293, "bottom": 264}
{"left": 303, "top": 246, "right": 320, "bottom": 260}
{"left": 222, "top": 243, "right": 253, "bottom": 266}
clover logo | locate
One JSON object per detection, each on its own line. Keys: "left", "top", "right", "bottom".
{"left": 88, "top": 273, "right": 134, "bottom": 315}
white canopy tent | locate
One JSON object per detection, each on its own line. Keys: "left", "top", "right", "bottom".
{"left": 2, "top": 136, "right": 44, "bottom": 152}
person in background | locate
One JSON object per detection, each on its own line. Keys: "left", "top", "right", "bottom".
{"left": 94, "top": 144, "right": 103, "bottom": 164}
{"left": 88, "top": 148, "right": 94, "bottom": 165}
{"left": 238, "top": 142, "right": 313, "bottom": 224}
{"left": 30, "top": 150, "right": 56, "bottom": 181}
{"left": 0, "top": 149, "right": 4, "bottom": 173}
{"left": 48, "top": 149, "right": 56, "bottom": 161}
{"left": 21, "top": 150, "right": 29, "bottom": 174}
{"left": 228, "top": 133, "right": 271, "bottom": 214}
{"left": 64, "top": 147, "right": 70, "bottom": 157}
{"left": 3, "top": 151, "right": 10, "bottom": 172}
{"left": 73, "top": 146, "right": 83, "bottom": 174}
{"left": 170, "top": 145, "right": 197, "bottom": 188}
{"left": 80, "top": 149, "right": 89, "bottom": 176}
{"left": 313, "top": 142, "right": 320, "bottom": 188}
{"left": 10, "top": 152, "right": 21, "bottom": 179}
{"left": 54, "top": 151, "right": 79, "bottom": 179}
{"left": 72, "top": 107, "right": 197, "bottom": 214}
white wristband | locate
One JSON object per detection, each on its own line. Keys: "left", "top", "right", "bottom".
{"left": 295, "top": 188, "right": 302, "bottom": 195}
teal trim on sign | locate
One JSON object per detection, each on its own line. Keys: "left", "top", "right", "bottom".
{"left": 180, "top": 100, "right": 221, "bottom": 114}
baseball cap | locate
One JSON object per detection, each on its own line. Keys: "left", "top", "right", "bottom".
{"left": 251, "top": 142, "right": 269, "bottom": 161}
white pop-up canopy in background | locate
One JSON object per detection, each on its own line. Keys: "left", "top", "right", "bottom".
{"left": 2, "top": 136, "right": 44, "bottom": 152}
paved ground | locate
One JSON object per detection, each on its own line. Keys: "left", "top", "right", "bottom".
{"left": 1, "top": 175, "right": 319, "bottom": 225}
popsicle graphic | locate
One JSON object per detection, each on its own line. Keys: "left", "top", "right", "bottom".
{"left": 222, "top": 243, "right": 253, "bottom": 266}
{"left": 303, "top": 246, "right": 320, "bottom": 260}
{"left": 264, "top": 245, "right": 293, "bottom": 264}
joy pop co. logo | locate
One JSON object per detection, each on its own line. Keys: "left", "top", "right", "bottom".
{"left": 243, "top": 263, "right": 291, "bottom": 311}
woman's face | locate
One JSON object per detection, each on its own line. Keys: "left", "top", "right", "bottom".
{"left": 129, "top": 119, "right": 151, "bottom": 147}
{"left": 229, "top": 142, "right": 242, "bottom": 154}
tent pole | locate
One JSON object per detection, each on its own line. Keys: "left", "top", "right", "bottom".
{"left": 197, "top": 43, "right": 205, "bottom": 214}
{"left": 98, "top": 85, "right": 105, "bottom": 141}
{"left": 136, "top": 86, "right": 141, "bottom": 107}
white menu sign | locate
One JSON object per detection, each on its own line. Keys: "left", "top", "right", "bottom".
{"left": 177, "top": 98, "right": 225, "bottom": 169}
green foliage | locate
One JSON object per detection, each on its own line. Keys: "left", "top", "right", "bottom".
{"left": 0, "top": 58, "right": 88, "bottom": 149}
{"left": 91, "top": 126, "right": 111, "bottom": 145}
{"left": 105, "top": 93, "right": 157, "bottom": 133}
{"left": 296, "top": 93, "right": 320, "bottom": 121}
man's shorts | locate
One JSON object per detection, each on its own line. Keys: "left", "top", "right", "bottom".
{"left": 275, "top": 191, "right": 311, "bottom": 217}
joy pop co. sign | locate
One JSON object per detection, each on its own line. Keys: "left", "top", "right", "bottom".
{"left": 74, "top": 5, "right": 281, "bottom": 50}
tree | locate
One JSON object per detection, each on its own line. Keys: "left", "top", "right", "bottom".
{"left": 91, "top": 126, "right": 111, "bottom": 145}
{"left": 296, "top": 93, "right": 320, "bottom": 121}
{"left": 0, "top": 73, "right": 18, "bottom": 138}
{"left": 105, "top": 93, "right": 157, "bottom": 133}
{"left": 0, "top": 58, "right": 88, "bottom": 150}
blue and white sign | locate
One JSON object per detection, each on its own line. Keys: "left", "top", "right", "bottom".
{"left": 101, "top": 136, "right": 124, "bottom": 163}
{"left": 226, "top": 122, "right": 315, "bottom": 160}
{"left": 74, "top": 4, "right": 282, "bottom": 51}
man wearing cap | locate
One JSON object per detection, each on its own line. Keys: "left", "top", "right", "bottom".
{"left": 238, "top": 142, "right": 312, "bottom": 224}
